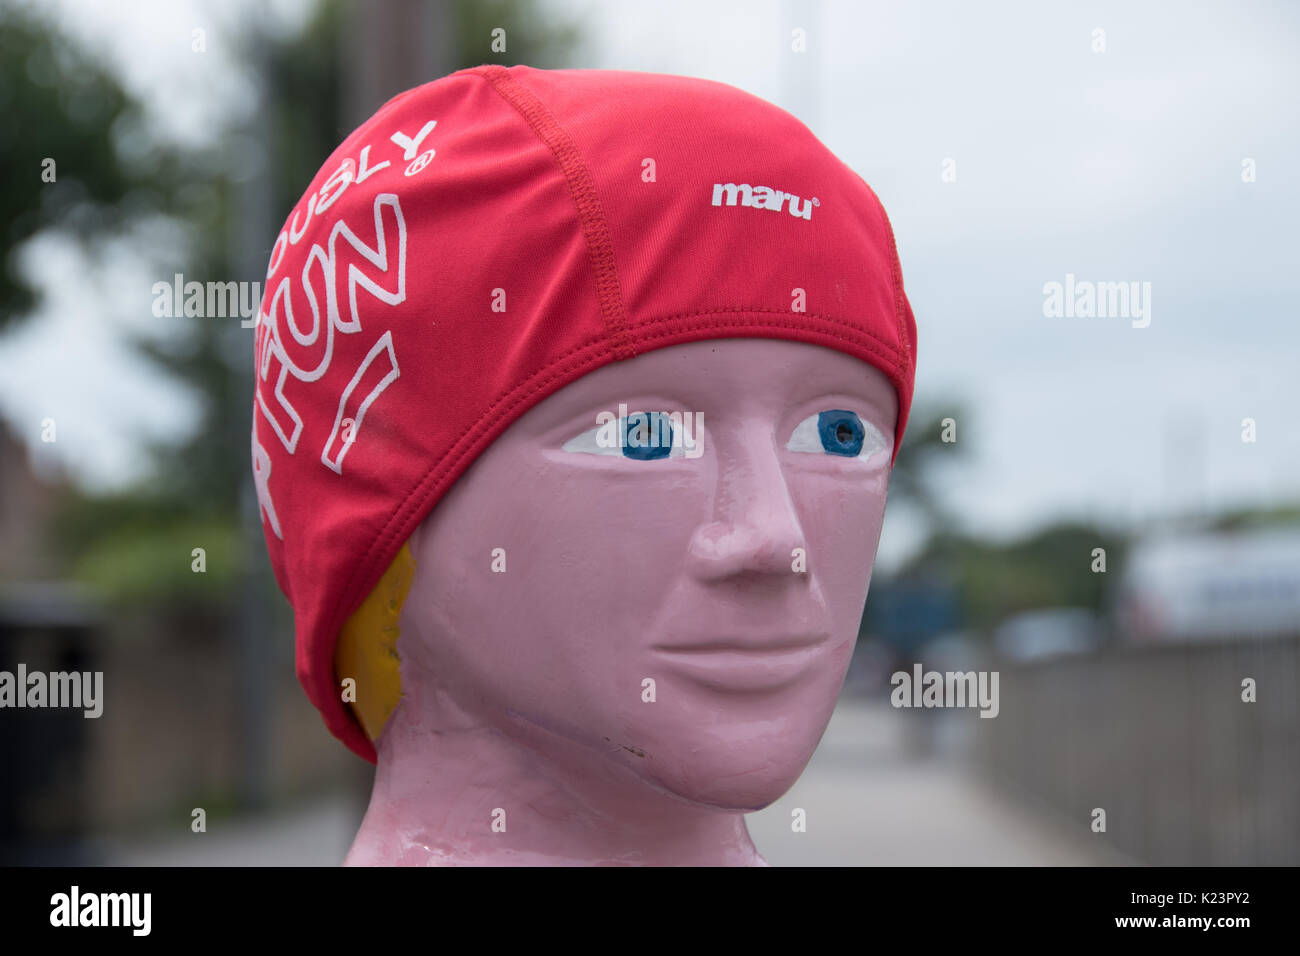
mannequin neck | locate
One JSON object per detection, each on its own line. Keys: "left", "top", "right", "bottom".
{"left": 344, "top": 691, "right": 767, "bottom": 866}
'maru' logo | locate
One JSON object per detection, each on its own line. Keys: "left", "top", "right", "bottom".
{"left": 710, "top": 182, "right": 818, "bottom": 220}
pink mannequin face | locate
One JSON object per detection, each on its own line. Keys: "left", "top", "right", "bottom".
{"left": 395, "top": 338, "right": 897, "bottom": 815}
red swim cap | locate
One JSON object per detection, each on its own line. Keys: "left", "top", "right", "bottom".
{"left": 251, "top": 65, "right": 918, "bottom": 761}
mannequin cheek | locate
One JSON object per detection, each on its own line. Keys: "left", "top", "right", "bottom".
{"left": 406, "top": 465, "right": 707, "bottom": 703}
{"left": 501, "top": 464, "right": 706, "bottom": 610}
{"left": 795, "top": 479, "right": 890, "bottom": 619}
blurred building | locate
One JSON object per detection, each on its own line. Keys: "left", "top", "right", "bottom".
{"left": 0, "top": 419, "right": 61, "bottom": 581}
{"left": 1116, "top": 527, "right": 1300, "bottom": 642}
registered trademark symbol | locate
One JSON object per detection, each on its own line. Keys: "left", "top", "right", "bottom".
{"left": 405, "top": 149, "right": 435, "bottom": 176}
{"left": 812, "top": 197, "right": 820, "bottom": 206}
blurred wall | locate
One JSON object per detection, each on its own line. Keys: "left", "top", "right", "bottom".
{"left": 80, "top": 617, "right": 365, "bottom": 834}
{"left": 982, "top": 634, "right": 1300, "bottom": 865}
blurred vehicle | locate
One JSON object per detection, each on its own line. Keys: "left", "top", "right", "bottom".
{"left": 852, "top": 576, "right": 961, "bottom": 692}
{"left": 993, "top": 607, "right": 1100, "bottom": 662}
{"left": 1115, "top": 527, "right": 1300, "bottom": 641}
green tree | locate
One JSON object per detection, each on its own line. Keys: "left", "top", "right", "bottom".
{"left": 0, "top": 5, "right": 187, "bottom": 330}
{"left": 888, "top": 403, "right": 970, "bottom": 534}
{"left": 898, "top": 521, "right": 1129, "bottom": 634}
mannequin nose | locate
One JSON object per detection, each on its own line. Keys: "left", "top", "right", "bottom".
{"left": 685, "top": 423, "right": 807, "bottom": 581}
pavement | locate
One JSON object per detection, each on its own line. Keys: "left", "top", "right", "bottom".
{"left": 747, "top": 698, "right": 1132, "bottom": 866}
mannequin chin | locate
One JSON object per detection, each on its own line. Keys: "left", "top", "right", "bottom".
{"left": 345, "top": 338, "right": 898, "bottom": 866}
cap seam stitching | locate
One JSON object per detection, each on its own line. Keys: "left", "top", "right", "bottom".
{"left": 469, "top": 65, "right": 636, "bottom": 360}
{"left": 626, "top": 306, "right": 907, "bottom": 374}
{"left": 869, "top": 194, "right": 913, "bottom": 372}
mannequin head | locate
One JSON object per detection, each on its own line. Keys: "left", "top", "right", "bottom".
{"left": 249, "top": 65, "right": 919, "bottom": 864}
{"left": 342, "top": 337, "right": 896, "bottom": 863}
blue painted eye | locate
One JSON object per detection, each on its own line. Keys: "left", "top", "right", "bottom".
{"left": 818, "top": 410, "right": 864, "bottom": 456}
{"left": 787, "top": 409, "right": 887, "bottom": 460}
{"left": 622, "top": 411, "right": 673, "bottom": 460}
{"left": 563, "top": 410, "right": 693, "bottom": 460}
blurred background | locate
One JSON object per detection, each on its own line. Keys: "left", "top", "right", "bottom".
{"left": 1, "top": 0, "right": 1297, "bottom": 865}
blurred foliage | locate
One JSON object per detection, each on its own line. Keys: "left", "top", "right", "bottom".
{"left": 0, "top": 5, "right": 190, "bottom": 330}
{"left": 884, "top": 405, "right": 1130, "bottom": 634}
{"left": 453, "top": 0, "right": 583, "bottom": 71}
{"left": 897, "top": 522, "right": 1129, "bottom": 635}
{"left": 264, "top": 0, "right": 344, "bottom": 198}
{"left": 73, "top": 518, "right": 241, "bottom": 608}
{"left": 1210, "top": 504, "right": 1300, "bottom": 532}
{"left": 889, "top": 403, "right": 968, "bottom": 531}
{"left": 49, "top": 488, "right": 241, "bottom": 611}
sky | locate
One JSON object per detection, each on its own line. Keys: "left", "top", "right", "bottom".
{"left": 1, "top": 0, "right": 1297, "bottom": 570}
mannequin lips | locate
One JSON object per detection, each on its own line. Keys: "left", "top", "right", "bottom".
{"left": 651, "top": 636, "right": 831, "bottom": 692}
{"left": 653, "top": 633, "right": 828, "bottom": 652}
